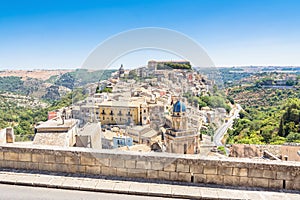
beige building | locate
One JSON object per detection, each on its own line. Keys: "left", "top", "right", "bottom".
{"left": 98, "top": 100, "right": 149, "bottom": 126}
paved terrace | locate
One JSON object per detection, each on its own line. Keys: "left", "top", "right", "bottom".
{"left": 0, "top": 169, "right": 299, "bottom": 200}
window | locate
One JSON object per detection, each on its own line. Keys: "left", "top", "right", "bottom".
{"left": 184, "top": 144, "right": 187, "bottom": 154}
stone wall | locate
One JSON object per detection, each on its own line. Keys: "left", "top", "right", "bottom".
{"left": 230, "top": 144, "right": 300, "bottom": 161}
{"left": 0, "top": 144, "right": 299, "bottom": 190}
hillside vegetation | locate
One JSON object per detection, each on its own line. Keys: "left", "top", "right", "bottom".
{"left": 157, "top": 62, "right": 192, "bottom": 70}
{"left": 0, "top": 88, "right": 87, "bottom": 141}
{"left": 227, "top": 76, "right": 300, "bottom": 144}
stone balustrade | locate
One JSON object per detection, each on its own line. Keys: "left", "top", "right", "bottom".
{"left": 0, "top": 144, "right": 299, "bottom": 190}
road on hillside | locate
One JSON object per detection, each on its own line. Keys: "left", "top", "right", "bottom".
{"left": 0, "top": 184, "right": 184, "bottom": 200}
{"left": 213, "top": 104, "right": 242, "bottom": 147}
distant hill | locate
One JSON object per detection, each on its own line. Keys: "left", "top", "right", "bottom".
{"left": 52, "top": 69, "right": 116, "bottom": 89}
{"left": 0, "top": 69, "right": 116, "bottom": 101}
{"left": 0, "top": 69, "right": 71, "bottom": 80}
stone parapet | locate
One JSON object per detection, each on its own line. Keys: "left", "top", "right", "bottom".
{"left": 0, "top": 144, "right": 299, "bottom": 190}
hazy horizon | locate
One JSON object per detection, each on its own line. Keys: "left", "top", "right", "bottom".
{"left": 1, "top": 64, "right": 300, "bottom": 71}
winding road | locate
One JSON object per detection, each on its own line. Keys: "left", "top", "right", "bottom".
{"left": 213, "top": 104, "right": 242, "bottom": 147}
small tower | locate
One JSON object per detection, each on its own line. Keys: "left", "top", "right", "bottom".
{"left": 172, "top": 100, "right": 188, "bottom": 130}
{"left": 119, "top": 64, "right": 125, "bottom": 78}
{"left": 140, "top": 102, "right": 149, "bottom": 125}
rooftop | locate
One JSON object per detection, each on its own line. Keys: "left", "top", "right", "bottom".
{"left": 77, "top": 122, "right": 101, "bottom": 136}
{"left": 35, "top": 118, "right": 78, "bottom": 133}
{"left": 99, "top": 100, "right": 140, "bottom": 108}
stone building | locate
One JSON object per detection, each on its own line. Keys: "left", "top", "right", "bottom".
{"left": 33, "top": 118, "right": 78, "bottom": 147}
{"left": 148, "top": 60, "right": 191, "bottom": 70}
{"left": 75, "top": 122, "right": 102, "bottom": 149}
{"left": 126, "top": 125, "right": 158, "bottom": 144}
{"left": 165, "top": 100, "right": 200, "bottom": 154}
{"left": 148, "top": 102, "right": 165, "bottom": 130}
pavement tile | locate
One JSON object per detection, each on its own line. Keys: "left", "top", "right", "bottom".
{"left": 113, "top": 181, "right": 131, "bottom": 193}
{"left": 217, "top": 188, "right": 247, "bottom": 200}
{"left": 129, "top": 182, "right": 149, "bottom": 195}
{"left": 48, "top": 177, "right": 66, "bottom": 187}
{"left": 32, "top": 175, "right": 52, "bottom": 187}
{"left": 244, "top": 191, "right": 265, "bottom": 200}
{"left": 287, "top": 193, "right": 300, "bottom": 200}
{"left": 15, "top": 175, "right": 37, "bottom": 185}
{"left": 258, "top": 191, "right": 300, "bottom": 200}
{"left": 0, "top": 173, "right": 8, "bottom": 180}
{"left": 228, "top": 189, "right": 249, "bottom": 200}
{"left": 4, "top": 174, "right": 20, "bottom": 184}
{"left": 171, "top": 185, "right": 201, "bottom": 198}
{"left": 261, "top": 192, "right": 287, "bottom": 200}
{"left": 200, "top": 187, "right": 219, "bottom": 199}
{"left": 148, "top": 183, "right": 172, "bottom": 197}
{"left": 95, "top": 180, "right": 116, "bottom": 192}
{"left": 63, "top": 178, "right": 84, "bottom": 189}
{"left": 80, "top": 179, "right": 99, "bottom": 190}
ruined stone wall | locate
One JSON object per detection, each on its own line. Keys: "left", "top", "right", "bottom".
{"left": 0, "top": 144, "right": 299, "bottom": 190}
{"left": 230, "top": 144, "right": 282, "bottom": 158}
{"left": 230, "top": 144, "right": 300, "bottom": 161}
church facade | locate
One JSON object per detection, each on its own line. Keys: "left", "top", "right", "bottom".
{"left": 165, "top": 100, "right": 200, "bottom": 154}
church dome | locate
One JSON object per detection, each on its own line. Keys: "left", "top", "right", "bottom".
{"left": 173, "top": 100, "right": 186, "bottom": 112}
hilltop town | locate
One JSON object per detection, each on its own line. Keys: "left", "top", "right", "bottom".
{"left": 0, "top": 61, "right": 234, "bottom": 156}
{"left": 1, "top": 63, "right": 299, "bottom": 162}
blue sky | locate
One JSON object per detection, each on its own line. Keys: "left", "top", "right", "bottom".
{"left": 0, "top": 0, "right": 300, "bottom": 69}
